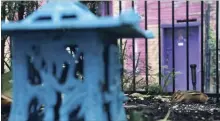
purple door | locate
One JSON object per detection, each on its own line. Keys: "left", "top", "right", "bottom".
{"left": 161, "top": 24, "right": 201, "bottom": 92}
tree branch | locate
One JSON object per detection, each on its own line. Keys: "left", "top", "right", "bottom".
{"left": 3, "top": 60, "right": 11, "bottom": 71}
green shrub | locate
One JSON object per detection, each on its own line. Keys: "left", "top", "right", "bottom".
{"left": 147, "top": 65, "right": 181, "bottom": 95}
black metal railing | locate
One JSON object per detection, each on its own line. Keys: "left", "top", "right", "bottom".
{"left": 172, "top": 1, "right": 175, "bottom": 93}
{"left": 101, "top": 1, "right": 219, "bottom": 101}
{"left": 216, "top": 1, "right": 219, "bottom": 102}
{"left": 2, "top": 1, "right": 219, "bottom": 101}
{"left": 186, "top": 1, "right": 190, "bottom": 91}
{"left": 144, "top": 1, "right": 149, "bottom": 92}
{"left": 201, "top": 0, "right": 204, "bottom": 93}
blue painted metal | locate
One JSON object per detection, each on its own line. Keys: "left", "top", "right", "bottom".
{"left": 2, "top": 1, "right": 154, "bottom": 38}
{"left": 1, "top": 1, "right": 154, "bottom": 121}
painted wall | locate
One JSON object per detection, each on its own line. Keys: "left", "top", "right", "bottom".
{"left": 111, "top": 0, "right": 218, "bottom": 90}
{"left": 4, "top": 0, "right": 217, "bottom": 91}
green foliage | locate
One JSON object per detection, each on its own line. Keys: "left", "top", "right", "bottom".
{"left": 208, "top": 28, "right": 217, "bottom": 78}
{"left": 127, "top": 110, "right": 154, "bottom": 121}
{"left": 147, "top": 84, "right": 163, "bottom": 95}
{"left": 2, "top": 71, "right": 12, "bottom": 97}
{"left": 148, "top": 65, "right": 181, "bottom": 95}
{"left": 127, "top": 110, "right": 170, "bottom": 121}
{"left": 128, "top": 111, "right": 144, "bottom": 121}
{"left": 206, "top": 27, "right": 219, "bottom": 88}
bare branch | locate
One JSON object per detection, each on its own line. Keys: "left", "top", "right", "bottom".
{"left": 3, "top": 59, "right": 11, "bottom": 71}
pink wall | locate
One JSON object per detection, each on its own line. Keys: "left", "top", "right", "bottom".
{"left": 111, "top": 0, "right": 217, "bottom": 87}
{"left": 11, "top": 0, "right": 216, "bottom": 88}
{"left": 124, "top": 0, "right": 203, "bottom": 71}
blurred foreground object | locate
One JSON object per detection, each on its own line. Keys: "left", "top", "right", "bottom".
{"left": 1, "top": 1, "right": 154, "bottom": 121}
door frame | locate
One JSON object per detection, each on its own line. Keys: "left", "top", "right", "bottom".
{"left": 160, "top": 22, "right": 201, "bottom": 91}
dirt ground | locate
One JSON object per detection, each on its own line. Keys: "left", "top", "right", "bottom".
{"left": 2, "top": 94, "right": 220, "bottom": 121}
{"left": 125, "top": 94, "right": 220, "bottom": 121}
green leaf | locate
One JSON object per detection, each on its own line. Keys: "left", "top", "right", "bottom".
{"left": 2, "top": 71, "right": 12, "bottom": 97}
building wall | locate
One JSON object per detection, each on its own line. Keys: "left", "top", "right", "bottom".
{"left": 111, "top": 0, "right": 217, "bottom": 90}
{"left": 3, "top": 0, "right": 217, "bottom": 91}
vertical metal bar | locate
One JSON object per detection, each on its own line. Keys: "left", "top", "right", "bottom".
{"left": 119, "top": 1, "right": 124, "bottom": 90}
{"left": 35, "top": 1, "right": 38, "bottom": 9}
{"left": 158, "top": 1, "right": 162, "bottom": 87}
{"left": 106, "top": 1, "right": 110, "bottom": 15}
{"left": 119, "top": 1, "right": 122, "bottom": 13}
{"left": 186, "top": 1, "right": 190, "bottom": 90}
{"left": 145, "top": 1, "right": 149, "bottom": 92}
{"left": 216, "top": 1, "right": 219, "bottom": 101}
{"left": 132, "top": 0, "right": 136, "bottom": 91}
{"left": 201, "top": 1, "right": 204, "bottom": 93}
{"left": 172, "top": 1, "right": 175, "bottom": 93}
{"left": 1, "top": 2, "right": 6, "bottom": 74}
